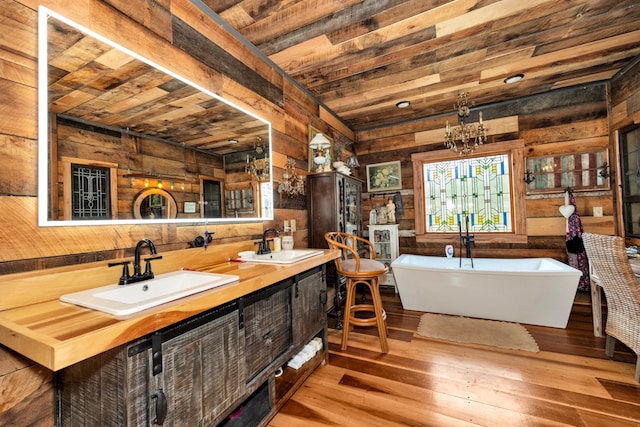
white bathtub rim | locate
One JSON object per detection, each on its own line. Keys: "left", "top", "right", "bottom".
{"left": 391, "top": 254, "right": 581, "bottom": 277}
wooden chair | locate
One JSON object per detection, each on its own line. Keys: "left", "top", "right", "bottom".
{"left": 582, "top": 233, "right": 640, "bottom": 382}
{"left": 324, "top": 231, "right": 389, "bottom": 353}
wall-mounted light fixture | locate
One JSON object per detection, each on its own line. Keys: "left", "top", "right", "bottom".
{"left": 599, "top": 162, "right": 610, "bottom": 179}
{"left": 124, "top": 171, "right": 186, "bottom": 190}
{"left": 278, "top": 157, "right": 305, "bottom": 197}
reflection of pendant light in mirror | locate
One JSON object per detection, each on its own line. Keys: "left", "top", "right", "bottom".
{"left": 309, "top": 133, "right": 331, "bottom": 172}
{"left": 246, "top": 136, "right": 270, "bottom": 181}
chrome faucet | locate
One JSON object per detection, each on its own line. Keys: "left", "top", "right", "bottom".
{"left": 108, "top": 238, "right": 163, "bottom": 285}
{"left": 257, "top": 228, "right": 279, "bottom": 255}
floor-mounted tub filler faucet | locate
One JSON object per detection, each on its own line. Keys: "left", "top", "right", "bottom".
{"left": 108, "top": 238, "right": 163, "bottom": 285}
{"left": 459, "top": 216, "right": 475, "bottom": 268}
{"left": 257, "top": 228, "right": 280, "bottom": 254}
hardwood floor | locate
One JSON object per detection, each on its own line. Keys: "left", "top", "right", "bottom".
{"left": 269, "top": 291, "right": 640, "bottom": 426}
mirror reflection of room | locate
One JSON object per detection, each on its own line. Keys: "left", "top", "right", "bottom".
{"left": 41, "top": 11, "right": 272, "bottom": 225}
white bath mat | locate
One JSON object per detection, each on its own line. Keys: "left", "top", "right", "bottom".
{"left": 416, "top": 313, "right": 540, "bottom": 352}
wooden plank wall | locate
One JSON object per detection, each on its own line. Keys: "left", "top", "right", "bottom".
{"left": 0, "top": 0, "right": 350, "bottom": 424}
{"left": 355, "top": 83, "right": 622, "bottom": 261}
{"left": 0, "top": 0, "right": 351, "bottom": 272}
{"left": 55, "top": 120, "right": 222, "bottom": 221}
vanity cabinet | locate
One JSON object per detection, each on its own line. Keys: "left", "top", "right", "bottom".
{"left": 59, "top": 302, "right": 243, "bottom": 426}
{"left": 57, "top": 266, "right": 327, "bottom": 427}
{"left": 243, "top": 279, "right": 293, "bottom": 383}
{"left": 292, "top": 268, "right": 327, "bottom": 347}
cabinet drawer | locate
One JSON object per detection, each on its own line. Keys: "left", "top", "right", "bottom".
{"left": 242, "top": 281, "right": 292, "bottom": 381}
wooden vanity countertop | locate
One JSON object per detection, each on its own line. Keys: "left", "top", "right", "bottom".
{"left": 0, "top": 245, "right": 339, "bottom": 371}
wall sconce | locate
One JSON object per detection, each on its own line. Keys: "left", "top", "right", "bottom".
{"left": 278, "top": 157, "right": 305, "bottom": 197}
{"left": 309, "top": 133, "right": 331, "bottom": 172}
{"left": 599, "top": 162, "right": 610, "bottom": 179}
{"left": 157, "top": 179, "right": 163, "bottom": 189}
{"left": 144, "top": 178, "right": 149, "bottom": 187}
{"left": 523, "top": 169, "right": 535, "bottom": 184}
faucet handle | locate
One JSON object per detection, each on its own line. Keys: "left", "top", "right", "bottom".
{"left": 108, "top": 261, "right": 131, "bottom": 285}
{"left": 144, "top": 255, "right": 163, "bottom": 277}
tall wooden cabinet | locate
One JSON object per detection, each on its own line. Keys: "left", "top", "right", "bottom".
{"left": 307, "top": 171, "right": 363, "bottom": 248}
{"left": 308, "top": 172, "right": 362, "bottom": 326}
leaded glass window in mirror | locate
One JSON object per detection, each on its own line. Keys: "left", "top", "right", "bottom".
{"left": 71, "top": 164, "right": 111, "bottom": 220}
{"left": 423, "top": 154, "right": 512, "bottom": 233}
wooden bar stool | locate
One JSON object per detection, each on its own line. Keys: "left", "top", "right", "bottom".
{"left": 325, "top": 232, "right": 389, "bottom": 353}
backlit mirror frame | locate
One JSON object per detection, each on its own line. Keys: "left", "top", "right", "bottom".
{"left": 37, "top": 7, "right": 273, "bottom": 226}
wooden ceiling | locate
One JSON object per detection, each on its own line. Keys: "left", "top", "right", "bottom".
{"left": 47, "top": 16, "right": 269, "bottom": 156}
{"left": 210, "top": 0, "right": 640, "bottom": 132}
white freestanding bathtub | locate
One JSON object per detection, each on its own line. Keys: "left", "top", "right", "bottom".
{"left": 391, "top": 255, "right": 582, "bottom": 328}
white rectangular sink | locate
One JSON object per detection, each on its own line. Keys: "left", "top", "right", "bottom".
{"left": 60, "top": 270, "right": 239, "bottom": 316}
{"left": 247, "top": 249, "right": 324, "bottom": 264}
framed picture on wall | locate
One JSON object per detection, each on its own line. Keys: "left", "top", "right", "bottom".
{"left": 366, "top": 161, "right": 402, "bottom": 192}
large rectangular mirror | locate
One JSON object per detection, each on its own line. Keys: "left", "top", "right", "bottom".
{"left": 38, "top": 7, "right": 273, "bottom": 226}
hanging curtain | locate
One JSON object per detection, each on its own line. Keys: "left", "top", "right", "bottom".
{"left": 565, "top": 191, "right": 590, "bottom": 291}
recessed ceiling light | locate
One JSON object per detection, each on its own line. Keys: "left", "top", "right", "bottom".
{"left": 228, "top": 138, "right": 238, "bottom": 144}
{"left": 504, "top": 74, "right": 524, "bottom": 84}
{"left": 396, "top": 100, "right": 410, "bottom": 108}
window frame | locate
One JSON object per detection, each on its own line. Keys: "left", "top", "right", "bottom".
{"left": 618, "top": 123, "right": 640, "bottom": 239}
{"left": 411, "top": 140, "right": 527, "bottom": 244}
{"left": 60, "top": 156, "right": 118, "bottom": 220}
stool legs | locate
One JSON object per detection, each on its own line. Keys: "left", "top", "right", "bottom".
{"left": 341, "top": 276, "right": 388, "bottom": 353}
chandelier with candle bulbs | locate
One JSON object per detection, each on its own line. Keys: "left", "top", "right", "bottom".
{"left": 278, "top": 157, "right": 305, "bottom": 197}
{"left": 444, "top": 92, "right": 487, "bottom": 155}
{"left": 246, "top": 136, "right": 270, "bottom": 181}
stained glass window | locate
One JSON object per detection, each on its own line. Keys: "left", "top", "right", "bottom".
{"left": 423, "top": 154, "right": 512, "bottom": 233}
{"left": 71, "top": 164, "right": 111, "bottom": 220}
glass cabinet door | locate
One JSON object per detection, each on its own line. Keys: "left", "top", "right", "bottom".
{"left": 343, "top": 177, "right": 361, "bottom": 236}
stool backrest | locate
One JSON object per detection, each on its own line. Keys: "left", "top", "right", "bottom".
{"left": 324, "top": 231, "right": 378, "bottom": 276}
